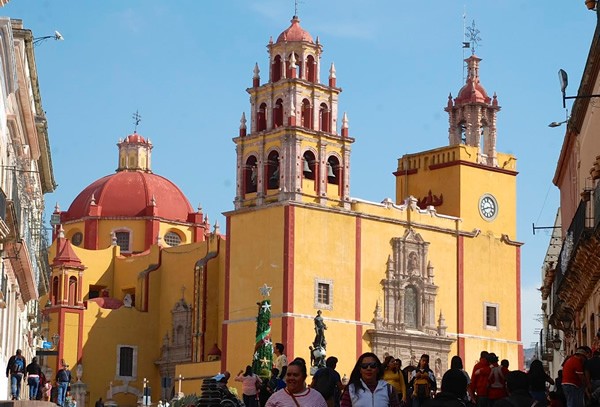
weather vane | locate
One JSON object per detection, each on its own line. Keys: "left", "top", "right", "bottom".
{"left": 132, "top": 110, "right": 142, "bottom": 133}
{"left": 464, "top": 20, "right": 482, "bottom": 55}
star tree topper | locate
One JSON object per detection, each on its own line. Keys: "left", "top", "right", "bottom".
{"left": 259, "top": 283, "right": 272, "bottom": 297}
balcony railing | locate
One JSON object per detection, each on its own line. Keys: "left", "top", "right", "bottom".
{"left": 555, "top": 199, "right": 590, "bottom": 290}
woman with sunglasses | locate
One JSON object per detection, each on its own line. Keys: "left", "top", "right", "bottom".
{"left": 265, "top": 358, "right": 327, "bottom": 406}
{"left": 340, "top": 352, "right": 401, "bottom": 407}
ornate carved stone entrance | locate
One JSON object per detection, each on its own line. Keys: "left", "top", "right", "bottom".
{"left": 367, "top": 229, "right": 455, "bottom": 380}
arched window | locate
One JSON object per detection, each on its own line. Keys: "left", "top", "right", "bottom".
{"left": 272, "top": 55, "right": 282, "bottom": 82}
{"left": 303, "top": 151, "right": 316, "bottom": 180}
{"left": 273, "top": 99, "right": 284, "bottom": 128}
{"left": 319, "top": 103, "right": 330, "bottom": 133}
{"left": 52, "top": 276, "right": 59, "bottom": 305}
{"left": 68, "top": 276, "right": 77, "bottom": 306}
{"left": 301, "top": 99, "right": 313, "bottom": 129}
{"left": 306, "top": 55, "right": 316, "bottom": 83}
{"left": 327, "top": 156, "right": 340, "bottom": 185}
{"left": 404, "top": 285, "right": 418, "bottom": 328}
{"left": 244, "top": 156, "right": 258, "bottom": 194}
{"left": 257, "top": 103, "right": 267, "bottom": 132}
{"left": 266, "top": 151, "right": 280, "bottom": 190}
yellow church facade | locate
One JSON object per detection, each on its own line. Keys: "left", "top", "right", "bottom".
{"left": 43, "top": 16, "right": 522, "bottom": 407}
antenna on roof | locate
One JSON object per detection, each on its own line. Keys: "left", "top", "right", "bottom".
{"left": 132, "top": 110, "right": 142, "bottom": 133}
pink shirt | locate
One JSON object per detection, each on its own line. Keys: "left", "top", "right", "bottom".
{"left": 265, "top": 388, "right": 327, "bottom": 407}
{"left": 234, "top": 373, "right": 261, "bottom": 396}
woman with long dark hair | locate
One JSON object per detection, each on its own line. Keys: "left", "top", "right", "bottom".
{"left": 25, "top": 357, "right": 42, "bottom": 400}
{"left": 528, "top": 359, "right": 554, "bottom": 404}
{"left": 340, "top": 352, "right": 400, "bottom": 407}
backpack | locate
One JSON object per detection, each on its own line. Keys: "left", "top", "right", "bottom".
{"left": 413, "top": 370, "right": 431, "bottom": 399}
{"left": 12, "top": 357, "right": 24, "bottom": 373}
{"left": 312, "top": 368, "right": 336, "bottom": 400}
{"left": 488, "top": 366, "right": 505, "bottom": 389}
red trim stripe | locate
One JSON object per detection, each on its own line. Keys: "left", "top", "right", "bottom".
{"left": 516, "top": 246, "right": 523, "bottom": 369}
{"left": 457, "top": 236, "right": 465, "bottom": 361}
{"left": 283, "top": 206, "right": 295, "bottom": 357}
{"left": 222, "top": 216, "right": 231, "bottom": 372}
{"left": 355, "top": 217, "right": 362, "bottom": 358}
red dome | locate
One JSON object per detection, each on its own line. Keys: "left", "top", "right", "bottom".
{"left": 65, "top": 171, "right": 193, "bottom": 222}
{"left": 454, "top": 82, "right": 491, "bottom": 104}
{"left": 276, "top": 16, "right": 314, "bottom": 43}
{"left": 122, "top": 133, "right": 149, "bottom": 144}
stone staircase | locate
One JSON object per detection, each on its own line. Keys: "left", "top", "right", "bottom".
{"left": 0, "top": 401, "right": 57, "bottom": 407}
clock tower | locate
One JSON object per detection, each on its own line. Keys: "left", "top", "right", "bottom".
{"left": 394, "top": 54, "right": 517, "bottom": 235}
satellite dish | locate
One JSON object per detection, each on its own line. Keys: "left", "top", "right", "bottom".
{"left": 559, "top": 69, "right": 568, "bottom": 108}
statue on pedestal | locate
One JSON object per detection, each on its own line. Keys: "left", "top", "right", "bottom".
{"left": 310, "top": 310, "right": 327, "bottom": 370}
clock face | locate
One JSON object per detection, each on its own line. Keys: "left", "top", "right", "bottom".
{"left": 479, "top": 194, "right": 498, "bottom": 221}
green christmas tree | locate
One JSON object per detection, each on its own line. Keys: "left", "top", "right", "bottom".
{"left": 252, "top": 284, "right": 273, "bottom": 377}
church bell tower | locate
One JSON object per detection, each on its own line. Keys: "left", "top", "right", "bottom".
{"left": 233, "top": 16, "right": 354, "bottom": 209}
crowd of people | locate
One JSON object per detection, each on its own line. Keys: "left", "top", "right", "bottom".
{"left": 213, "top": 345, "right": 585, "bottom": 407}
{"left": 5, "top": 349, "right": 72, "bottom": 406}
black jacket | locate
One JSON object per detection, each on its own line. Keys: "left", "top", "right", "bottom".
{"left": 26, "top": 362, "right": 42, "bottom": 376}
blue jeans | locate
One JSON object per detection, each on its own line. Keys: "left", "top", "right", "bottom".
{"left": 57, "top": 381, "right": 69, "bottom": 406}
{"left": 28, "top": 376, "right": 40, "bottom": 400}
{"left": 563, "top": 384, "right": 584, "bottom": 407}
{"left": 10, "top": 373, "right": 23, "bottom": 399}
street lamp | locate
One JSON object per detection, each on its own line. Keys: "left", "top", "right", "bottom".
{"left": 548, "top": 120, "right": 568, "bottom": 128}
{"left": 33, "top": 31, "right": 64, "bottom": 46}
{"left": 552, "top": 333, "right": 562, "bottom": 351}
{"left": 558, "top": 68, "right": 600, "bottom": 108}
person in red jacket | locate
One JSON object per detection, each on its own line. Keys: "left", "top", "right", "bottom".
{"left": 470, "top": 351, "right": 491, "bottom": 407}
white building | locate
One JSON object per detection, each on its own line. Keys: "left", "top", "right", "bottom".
{"left": 0, "top": 17, "right": 55, "bottom": 399}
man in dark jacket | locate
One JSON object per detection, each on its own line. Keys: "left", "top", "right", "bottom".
{"left": 5, "top": 349, "right": 26, "bottom": 400}
{"left": 56, "top": 362, "right": 72, "bottom": 407}
{"left": 423, "top": 368, "right": 473, "bottom": 407}
{"left": 494, "top": 371, "right": 535, "bottom": 407}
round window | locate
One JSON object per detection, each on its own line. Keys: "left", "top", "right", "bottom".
{"left": 71, "top": 232, "right": 83, "bottom": 246}
{"left": 164, "top": 231, "right": 182, "bottom": 247}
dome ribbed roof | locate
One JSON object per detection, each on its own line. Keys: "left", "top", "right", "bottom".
{"left": 65, "top": 171, "right": 193, "bottom": 222}
{"left": 276, "top": 16, "right": 314, "bottom": 43}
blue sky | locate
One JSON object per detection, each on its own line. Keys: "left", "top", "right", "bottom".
{"left": 3, "top": 1, "right": 594, "bottom": 351}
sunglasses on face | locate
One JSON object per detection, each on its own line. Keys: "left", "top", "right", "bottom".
{"left": 360, "top": 362, "right": 378, "bottom": 369}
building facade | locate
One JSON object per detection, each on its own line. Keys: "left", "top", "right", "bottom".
{"left": 0, "top": 18, "right": 56, "bottom": 400}
{"left": 46, "top": 17, "right": 521, "bottom": 406}
{"left": 541, "top": 3, "right": 600, "bottom": 375}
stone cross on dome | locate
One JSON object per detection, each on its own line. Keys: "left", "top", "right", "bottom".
{"left": 132, "top": 110, "right": 142, "bottom": 133}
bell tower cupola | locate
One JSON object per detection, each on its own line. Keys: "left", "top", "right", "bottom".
{"left": 234, "top": 16, "right": 354, "bottom": 210}
{"left": 117, "top": 133, "right": 153, "bottom": 172}
{"left": 445, "top": 55, "right": 500, "bottom": 166}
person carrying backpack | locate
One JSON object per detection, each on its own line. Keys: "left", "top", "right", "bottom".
{"left": 5, "top": 349, "right": 26, "bottom": 400}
